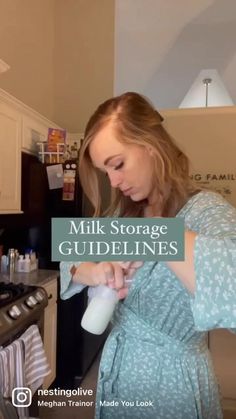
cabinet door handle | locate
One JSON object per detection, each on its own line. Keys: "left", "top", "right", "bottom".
{"left": 48, "top": 293, "right": 53, "bottom": 300}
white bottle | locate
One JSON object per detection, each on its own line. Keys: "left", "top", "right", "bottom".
{"left": 16, "top": 255, "right": 25, "bottom": 272}
{"left": 81, "top": 285, "right": 118, "bottom": 335}
{"left": 24, "top": 254, "right": 31, "bottom": 272}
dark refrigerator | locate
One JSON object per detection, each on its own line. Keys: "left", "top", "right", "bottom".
{"left": 1, "top": 152, "right": 108, "bottom": 389}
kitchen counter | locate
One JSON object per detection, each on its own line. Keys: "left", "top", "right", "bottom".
{"left": 0, "top": 269, "right": 59, "bottom": 287}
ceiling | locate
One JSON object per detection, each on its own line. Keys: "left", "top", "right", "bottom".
{"left": 114, "top": 0, "right": 236, "bottom": 109}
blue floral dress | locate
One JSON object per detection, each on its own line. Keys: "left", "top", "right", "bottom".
{"left": 60, "top": 191, "right": 236, "bottom": 419}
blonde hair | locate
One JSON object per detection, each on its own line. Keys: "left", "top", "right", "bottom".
{"left": 79, "top": 92, "right": 198, "bottom": 217}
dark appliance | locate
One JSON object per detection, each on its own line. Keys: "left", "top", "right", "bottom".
{"left": 0, "top": 282, "right": 48, "bottom": 346}
{"left": 20, "top": 152, "right": 83, "bottom": 269}
{"left": 0, "top": 281, "right": 48, "bottom": 417}
{"left": 0, "top": 282, "right": 47, "bottom": 346}
{"left": 20, "top": 152, "right": 107, "bottom": 388}
{"left": 55, "top": 285, "right": 109, "bottom": 389}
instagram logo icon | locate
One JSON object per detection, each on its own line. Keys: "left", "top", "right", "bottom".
{"left": 12, "top": 387, "right": 32, "bottom": 407}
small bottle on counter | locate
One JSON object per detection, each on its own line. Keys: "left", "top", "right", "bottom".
{"left": 24, "top": 254, "right": 31, "bottom": 272}
{"left": 16, "top": 255, "right": 25, "bottom": 272}
{"left": 8, "top": 248, "right": 16, "bottom": 274}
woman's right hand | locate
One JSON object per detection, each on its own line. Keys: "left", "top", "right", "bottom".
{"left": 92, "top": 261, "right": 143, "bottom": 299}
{"left": 72, "top": 261, "right": 143, "bottom": 299}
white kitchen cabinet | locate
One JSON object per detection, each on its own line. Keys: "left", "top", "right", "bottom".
{"left": 42, "top": 278, "right": 58, "bottom": 389}
{"left": 0, "top": 102, "right": 22, "bottom": 213}
{"left": 0, "top": 87, "right": 63, "bottom": 214}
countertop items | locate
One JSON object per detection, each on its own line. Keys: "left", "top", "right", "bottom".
{"left": 0, "top": 269, "right": 59, "bottom": 287}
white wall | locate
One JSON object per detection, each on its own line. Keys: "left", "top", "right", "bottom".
{"left": 162, "top": 106, "right": 236, "bottom": 207}
{"left": 0, "top": 0, "right": 115, "bottom": 131}
{"left": 0, "top": 0, "right": 55, "bottom": 121}
{"left": 54, "top": 0, "right": 115, "bottom": 133}
{"left": 2, "top": 0, "right": 236, "bottom": 130}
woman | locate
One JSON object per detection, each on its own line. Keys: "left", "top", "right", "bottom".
{"left": 60, "top": 92, "right": 236, "bottom": 419}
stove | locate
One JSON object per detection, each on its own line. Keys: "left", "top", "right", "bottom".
{"left": 0, "top": 282, "right": 48, "bottom": 346}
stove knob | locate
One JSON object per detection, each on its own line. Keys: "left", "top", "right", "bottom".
{"left": 25, "top": 295, "right": 38, "bottom": 308}
{"left": 34, "top": 291, "right": 44, "bottom": 303}
{"left": 8, "top": 305, "right": 21, "bottom": 319}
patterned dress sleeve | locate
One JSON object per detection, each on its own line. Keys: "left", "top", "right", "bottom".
{"left": 189, "top": 194, "right": 236, "bottom": 331}
{"left": 60, "top": 261, "right": 86, "bottom": 300}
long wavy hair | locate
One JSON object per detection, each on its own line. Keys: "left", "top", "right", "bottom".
{"left": 79, "top": 92, "right": 199, "bottom": 217}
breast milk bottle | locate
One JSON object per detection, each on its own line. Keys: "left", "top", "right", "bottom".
{"left": 81, "top": 285, "right": 118, "bottom": 335}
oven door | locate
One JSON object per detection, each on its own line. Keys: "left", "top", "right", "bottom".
{"left": 0, "top": 309, "right": 45, "bottom": 418}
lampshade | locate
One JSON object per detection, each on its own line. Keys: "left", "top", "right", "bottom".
{"left": 179, "top": 69, "right": 234, "bottom": 108}
{"left": 0, "top": 59, "right": 10, "bottom": 74}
